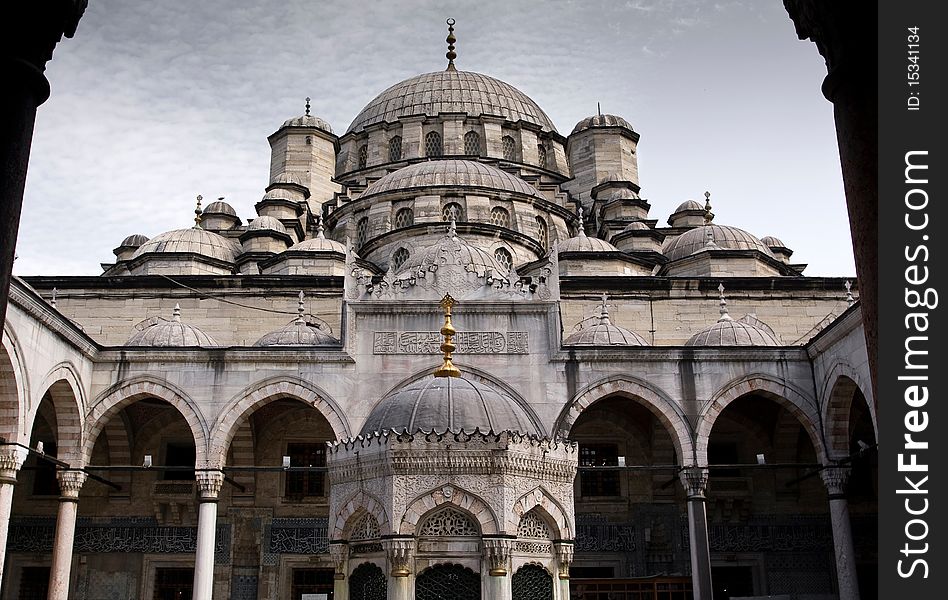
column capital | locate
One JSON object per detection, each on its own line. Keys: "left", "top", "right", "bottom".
{"left": 383, "top": 538, "right": 414, "bottom": 577}
{"left": 0, "top": 446, "right": 28, "bottom": 481}
{"left": 328, "top": 541, "right": 349, "bottom": 580}
{"left": 56, "top": 469, "right": 87, "bottom": 499}
{"left": 195, "top": 470, "right": 224, "bottom": 501}
{"left": 820, "top": 465, "right": 851, "bottom": 498}
{"left": 553, "top": 540, "right": 574, "bottom": 580}
{"left": 481, "top": 537, "right": 513, "bottom": 576}
{"left": 679, "top": 467, "right": 710, "bottom": 499}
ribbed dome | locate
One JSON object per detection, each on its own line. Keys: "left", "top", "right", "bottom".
{"left": 564, "top": 305, "right": 648, "bottom": 346}
{"left": 347, "top": 70, "right": 557, "bottom": 134}
{"left": 761, "top": 235, "right": 786, "bottom": 248}
{"left": 125, "top": 305, "right": 218, "bottom": 347}
{"left": 254, "top": 320, "right": 339, "bottom": 347}
{"left": 361, "top": 160, "right": 543, "bottom": 199}
{"left": 623, "top": 221, "right": 649, "bottom": 231}
{"left": 571, "top": 114, "right": 635, "bottom": 135}
{"left": 281, "top": 114, "right": 334, "bottom": 135}
{"left": 398, "top": 221, "right": 508, "bottom": 276}
{"left": 607, "top": 188, "right": 638, "bottom": 201}
{"left": 662, "top": 225, "right": 774, "bottom": 262}
{"left": 673, "top": 200, "right": 704, "bottom": 213}
{"left": 203, "top": 200, "right": 236, "bottom": 217}
{"left": 360, "top": 375, "right": 537, "bottom": 435}
{"left": 685, "top": 318, "right": 780, "bottom": 347}
{"left": 131, "top": 228, "right": 241, "bottom": 263}
{"left": 559, "top": 230, "right": 620, "bottom": 253}
{"left": 247, "top": 216, "right": 287, "bottom": 234}
{"left": 287, "top": 230, "right": 346, "bottom": 254}
{"left": 270, "top": 172, "right": 306, "bottom": 187}
{"left": 120, "top": 234, "right": 149, "bottom": 248}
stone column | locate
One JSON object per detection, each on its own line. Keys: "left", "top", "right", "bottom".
{"left": 0, "top": 446, "right": 27, "bottom": 583}
{"left": 193, "top": 470, "right": 224, "bottom": 600}
{"left": 329, "top": 541, "right": 350, "bottom": 600}
{"left": 821, "top": 466, "right": 860, "bottom": 600}
{"left": 482, "top": 537, "right": 513, "bottom": 600}
{"left": 553, "top": 541, "right": 574, "bottom": 600}
{"left": 681, "top": 468, "right": 713, "bottom": 600}
{"left": 384, "top": 537, "right": 414, "bottom": 600}
{"left": 48, "top": 469, "right": 87, "bottom": 599}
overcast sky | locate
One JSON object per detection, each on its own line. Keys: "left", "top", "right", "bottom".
{"left": 15, "top": 0, "right": 855, "bottom": 277}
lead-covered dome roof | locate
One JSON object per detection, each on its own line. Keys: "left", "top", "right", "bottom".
{"left": 361, "top": 160, "right": 543, "bottom": 200}
{"left": 125, "top": 305, "right": 218, "bottom": 347}
{"left": 564, "top": 306, "right": 648, "bottom": 346}
{"left": 571, "top": 114, "right": 635, "bottom": 136}
{"left": 360, "top": 375, "right": 538, "bottom": 435}
{"left": 281, "top": 114, "right": 334, "bottom": 135}
{"left": 662, "top": 224, "right": 774, "bottom": 262}
{"left": 347, "top": 70, "right": 557, "bottom": 134}
{"left": 131, "top": 228, "right": 241, "bottom": 263}
{"left": 685, "top": 318, "right": 780, "bottom": 347}
{"left": 254, "top": 320, "right": 339, "bottom": 347}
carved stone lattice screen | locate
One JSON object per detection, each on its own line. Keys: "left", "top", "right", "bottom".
{"left": 348, "top": 513, "right": 381, "bottom": 541}
{"left": 512, "top": 565, "right": 553, "bottom": 600}
{"left": 349, "top": 562, "right": 387, "bottom": 600}
{"left": 516, "top": 509, "right": 553, "bottom": 554}
{"left": 415, "top": 564, "right": 480, "bottom": 600}
{"left": 418, "top": 507, "right": 479, "bottom": 537}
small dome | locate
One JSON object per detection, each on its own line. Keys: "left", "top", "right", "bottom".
{"left": 672, "top": 200, "right": 705, "bottom": 213}
{"left": 254, "top": 320, "right": 339, "bottom": 347}
{"left": 287, "top": 229, "right": 346, "bottom": 254}
{"left": 623, "top": 221, "right": 649, "bottom": 231}
{"left": 662, "top": 224, "right": 774, "bottom": 262}
{"left": 120, "top": 234, "right": 149, "bottom": 248}
{"left": 347, "top": 70, "right": 556, "bottom": 134}
{"left": 361, "top": 160, "right": 543, "bottom": 200}
{"left": 125, "top": 305, "right": 218, "bottom": 347}
{"left": 247, "top": 216, "right": 287, "bottom": 234}
{"left": 559, "top": 231, "right": 620, "bottom": 253}
{"left": 685, "top": 319, "right": 779, "bottom": 347}
{"left": 131, "top": 228, "right": 241, "bottom": 263}
{"left": 564, "top": 305, "right": 648, "bottom": 346}
{"left": 398, "top": 221, "right": 508, "bottom": 276}
{"left": 360, "top": 375, "right": 538, "bottom": 435}
{"left": 203, "top": 200, "right": 236, "bottom": 217}
{"left": 761, "top": 235, "right": 786, "bottom": 248}
{"left": 281, "top": 114, "right": 334, "bottom": 135}
{"left": 571, "top": 114, "right": 635, "bottom": 136}
{"left": 607, "top": 188, "right": 638, "bottom": 201}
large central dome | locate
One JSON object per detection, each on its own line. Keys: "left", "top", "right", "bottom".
{"left": 347, "top": 70, "right": 557, "bottom": 134}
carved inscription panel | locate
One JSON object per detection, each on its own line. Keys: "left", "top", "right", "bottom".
{"left": 374, "top": 331, "right": 528, "bottom": 354}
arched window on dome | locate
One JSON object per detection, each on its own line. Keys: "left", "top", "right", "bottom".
{"left": 441, "top": 202, "right": 464, "bottom": 222}
{"left": 494, "top": 247, "right": 513, "bottom": 272}
{"left": 391, "top": 247, "right": 410, "bottom": 272}
{"left": 356, "top": 217, "right": 369, "bottom": 248}
{"left": 357, "top": 144, "right": 368, "bottom": 170}
{"left": 463, "top": 131, "right": 481, "bottom": 156}
{"left": 502, "top": 135, "right": 517, "bottom": 161}
{"left": 389, "top": 136, "right": 402, "bottom": 162}
{"left": 489, "top": 207, "right": 510, "bottom": 228}
{"left": 425, "top": 131, "right": 443, "bottom": 157}
{"left": 536, "top": 143, "right": 548, "bottom": 169}
{"left": 536, "top": 216, "right": 549, "bottom": 251}
{"left": 393, "top": 207, "right": 414, "bottom": 229}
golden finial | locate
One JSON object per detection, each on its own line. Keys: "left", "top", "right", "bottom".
{"left": 703, "top": 190, "right": 714, "bottom": 224}
{"left": 445, "top": 18, "right": 458, "bottom": 71}
{"left": 433, "top": 293, "right": 461, "bottom": 377}
{"left": 194, "top": 195, "right": 203, "bottom": 228}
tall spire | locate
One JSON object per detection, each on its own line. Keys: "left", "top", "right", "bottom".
{"left": 599, "top": 293, "right": 611, "bottom": 324}
{"left": 296, "top": 291, "right": 306, "bottom": 324}
{"left": 703, "top": 190, "right": 714, "bottom": 224}
{"left": 434, "top": 293, "right": 461, "bottom": 377}
{"left": 844, "top": 280, "right": 855, "bottom": 306}
{"left": 194, "top": 195, "right": 203, "bottom": 228}
{"left": 448, "top": 215, "right": 458, "bottom": 239}
{"left": 172, "top": 303, "right": 182, "bottom": 322}
{"left": 717, "top": 283, "right": 732, "bottom": 322}
{"left": 445, "top": 18, "right": 457, "bottom": 71}
{"left": 576, "top": 205, "right": 587, "bottom": 237}
{"left": 305, "top": 96, "right": 311, "bottom": 117}
{"left": 316, "top": 217, "right": 326, "bottom": 239}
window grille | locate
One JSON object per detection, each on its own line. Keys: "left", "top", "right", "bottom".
{"left": 389, "top": 136, "right": 402, "bottom": 161}
{"left": 441, "top": 202, "right": 463, "bottom": 222}
{"left": 536, "top": 216, "right": 549, "bottom": 251}
{"left": 579, "top": 443, "right": 620, "bottom": 497}
{"left": 356, "top": 217, "right": 369, "bottom": 247}
{"left": 418, "top": 507, "right": 479, "bottom": 536}
{"left": 517, "top": 510, "right": 552, "bottom": 539}
{"left": 357, "top": 144, "right": 368, "bottom": 169}
{"left": 393, "top": 207, "right": 414, "bottom": 229}
{"left": 537, "top": 143, "right": 548, "bottom": 168}
{"left": 416, "top": 564, "right": 480, "bottom": 600}
{"left": 391, "top": 248, "right": 409, "bottom": 272}
{"left": 511, "top": 565, "right": 553, "bottom": 600}
{"left": 348, "top": 513, "right": 381, "bottom": 541}
{"left": 502, "top": 135, "right": 517, "bottom": 160}
{"left": 489, "top": 207, "right": 510, "bottom": 228}
{"left": 494, "top": 248, "right": 513, "bottom": 272}
{"left": 425, "top": 131, "right": 442, "bottom": 157}
{"left": 350, "top": 563, "right": 387, "bottom": 600}
{"left": 284, "top": 442, "right": 326, "bottom": 497}
{"left": 463, "top": 131, "right": 481, "bottom": 155}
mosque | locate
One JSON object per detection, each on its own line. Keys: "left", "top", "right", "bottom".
{"left": 0, "top": 20, "right": 875, "bottom": 600}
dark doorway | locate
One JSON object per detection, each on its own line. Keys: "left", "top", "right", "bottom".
{"left": 153, "top": 567, "right": 193, "bottom": 600}
{"left": 17, "top": 566, "right": 50, "bottom": 600}
{"left": 291, "top": 568, "right": 334, "bottom": 599}
{"left": 712, "top": 566, "right": 754, "bottom": 599}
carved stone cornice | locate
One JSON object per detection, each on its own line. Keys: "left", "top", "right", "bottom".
{"left": 56, "top": 469, "right": 87, "bottom": 499}
{"left": 482, "top": 537, "right": 513, "bottom": 576}
{"left": 383, "top": 538, "right": 414, "bottom": 577}
{"left": 820, "top": 466, "right": 851, "bottom": 498}
{"left": 195, "top": 470, "right": 224, "bottom": 501}
{"left": 679, "top": 467, "right": 710, "bottom": 500}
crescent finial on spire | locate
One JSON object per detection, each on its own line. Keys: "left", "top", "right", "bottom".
{"left": 445, "top": 18, "right": 458, "bottom": 71}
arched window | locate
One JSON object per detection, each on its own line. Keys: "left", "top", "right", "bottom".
{"left": 391, "top": 247, "right": 409, "bottom": 272}
{"left": 536, "top": 216, "right": 549, "bottom": 251}
{"left": 536, "top": 143, "right": 548, "bottom": 169}
{"left": 350, "top": 563, "right": 387, "bottom": 600}
{"left": 512, "top": 565, "right": 553, "bottom": 600}
{"left": 416, "top": 564, "right": 480, "bottom": 600}
{"left": 489, "top": 207, "right": 510, "bottom": 228}
{"left": 356, "top": 217, "right": 369, "bottom": 247}
{"left": 441, "top": 202, "right": 464, "bottom": 222}
{"left": 463, "top": 131, "right": 481, "bottom": 156}
{"left": 502, "top": 135, "right": 517, "bottom": 161}
{"left": 389, "top": 136, "right": 402, "bottom": 162}
{"left": 494, "top": 247, "right": 513, "bottom": 272}
{"left": 393, "top": 207, "right": 414, "bottom": 229}
{"left": 425, "top": 131, "right": 442, "bottom": 157}
{"left": 357, "top": 144, "right": 368, "bottom": 169}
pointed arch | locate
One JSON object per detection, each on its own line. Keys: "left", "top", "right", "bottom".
{"left": 820, "top": 362, "right": 876, "bottom": 458}
{"left": 695, "top": 374, "right": 824, "bottom": 465}
{"left": 84, "top": 376, "right": 209, "bottom": 467}
{"left": 511, "top": 486, "right": 571, "bottom": 539}
{"left": 35, "top": 362, "right": 86, "bottom": 465}
{"left": 332, "top": 490, "right": 391, "bottom": 539}
{"left": 0, "top": 324, "right": 29, "bottom": 443}
{"left": 401, "top": 485, "right": 498, "bottom": 536}
{"left": 554, "top": 375, "right": 694, "bottom": 464}
{"left": 210, "top": 376, "right": 350, "bottom": 466}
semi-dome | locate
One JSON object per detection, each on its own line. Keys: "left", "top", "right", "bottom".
{"left": 360, "top": 375, "right": 538, "bottom": 435}
{"left": 361, "top": 160, "right": 543, "bottom": 200}
{"left": 398, "top": 220, "right": 508, "bottom": 276}
{"left": 281, "top": 114, "right": 334, "bottom": 135}
{"left": 203, "top": 200, "right": 236, "bottom": 217}
{"left": 125, "top": 305, "right": 218, "bottom": 347}
{"left": 254, "top": 320, "right": 339, "bottom": 347}
{"left": 571, "top": 114, "right": 635, "bottom": 136}
{"left": 131, "top": 228, "right": 241, "bottom": 263}
{"left": 247, "top": 216, "right": 287, "bottom": 234}
{"left": 347, "top": 70, "right": 557, "bottom": 134}
{"left": 120, "top": 234, "right": 149, "bottom": 248}
{"left": 662, "top": 224, "right": 774, "bottom": 262}
{"left": 564, "top": 302, "right": 648, "bottom": 346}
